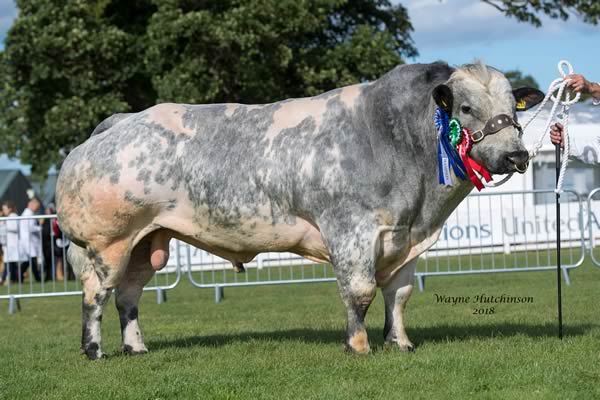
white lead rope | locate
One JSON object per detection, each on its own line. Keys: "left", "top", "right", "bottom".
{"left": 484, "top": 60, "right": 580, "bottom": 192}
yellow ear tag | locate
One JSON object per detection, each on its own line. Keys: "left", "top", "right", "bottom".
{"left": 516, "top": 99, "right": 526, "bottom": 110}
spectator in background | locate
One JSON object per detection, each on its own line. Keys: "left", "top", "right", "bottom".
{"left": 0, "top": 206, "right": 6, "bottom": 284}
{"left": 1, "top": 200, "right": 26, "bottom": 284}
{"left": 19, "top": 197, "right": 43, "bottom": 282}
{"left": 40, "top": 203, "right": 72, "bottom": 281}
{"left": 52, "top": 210, "right": 72, "bottom": 280}
{"left": 41, "top": 204, "right": 54, "bottom": 281}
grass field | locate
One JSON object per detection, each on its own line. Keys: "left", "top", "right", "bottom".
{"left": 1, "top": 259, "right": 600, "bottom": 400}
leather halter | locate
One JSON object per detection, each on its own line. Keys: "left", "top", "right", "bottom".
{"left": 470, "top": 114, "right": 522, "bottom": 143}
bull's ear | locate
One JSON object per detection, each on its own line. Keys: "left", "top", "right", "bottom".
{"left": 513, "top": 87, "right": 545, "bottom": 112}
{"left": 433, "top": 84, "right": 453, "bottom": 115}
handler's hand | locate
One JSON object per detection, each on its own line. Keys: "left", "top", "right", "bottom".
{"left": 566, "top": 74, "right": 591, "bottom": 95}
{"left": 550, "top": 123, "right": 564, "bottom": 149}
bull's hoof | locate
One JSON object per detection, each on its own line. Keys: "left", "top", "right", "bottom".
{"left": 385, "top": 339, "right": 416, "bottom": 352}
{"left": 82, "top": 343, "right": 105, "bottom": 360}
{"left": 343, "top": 343, "right": 371, "bottom": 354}
{"left": 121, "top": 344, "right": 149, "bottom": 356}
{"left": 400, "top": 343, "right": 416, "bottom": 352}
{"left": 344, "top": 332, "right": 371, "bottom": 354}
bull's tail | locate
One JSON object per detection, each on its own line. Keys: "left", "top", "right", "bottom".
{"left": 67, "top": 242, "right": 87, "bottom": 277}
{"left": 91, "top": 113, "right": 133, "bottom": 136}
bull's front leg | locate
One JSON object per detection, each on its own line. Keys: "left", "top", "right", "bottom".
{"left": 382, "top": 258, "right": 416, "bottom": 351}
{"left": 326, "top": 220, "right": 378, "bottom": 354}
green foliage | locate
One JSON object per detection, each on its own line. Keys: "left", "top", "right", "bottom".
{"left": 0, "top": 0, "right": 415, "bottom": 178}
{"left": 481, "top": 0, "right": 600, "bottom": 27}
{"left": 147, "top": 0, "right": 416, "bottom": 102}
{"left": 0, "top": 0, "right": 155, "bottom": 178}
{"left": 504, "top": 69, "right": 540, "bottom": 90}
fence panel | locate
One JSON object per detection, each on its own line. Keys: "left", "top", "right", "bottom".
{"left": 586, "top": 188, "right": 600, "bottom": 266}
{"left": 416, "top": 189, "right": 585, "bottom": 290}
{"left": 179, "top": 243, "right": 335, "bottom": 302}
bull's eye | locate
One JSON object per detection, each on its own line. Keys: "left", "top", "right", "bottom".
{"left": 461, "top": 105, "right": 472, "bottom": 114}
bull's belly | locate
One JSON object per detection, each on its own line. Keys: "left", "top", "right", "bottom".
{"left": 155, "top": 209, "right": 331, "bottom": 264}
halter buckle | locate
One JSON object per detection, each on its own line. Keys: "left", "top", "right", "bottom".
{"left": 471, "top": 130, "right": 484, "bottom": 142}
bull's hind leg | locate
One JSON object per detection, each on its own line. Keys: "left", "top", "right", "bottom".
{"left": 382, "top": 259, "right": 416, "bottom": 351}
{"left": 79, "top": 240, "right": 132, "bottom": 359}
{"left": 80, "top": 266, "right": 112, "bottom": 360}
{"left": 115, "top": 240, "right": 155, "bottom": 355}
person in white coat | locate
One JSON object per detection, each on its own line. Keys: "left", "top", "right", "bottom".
{"left": 20, "top": 197, "right": 43, "bottom": 282}
{"left": 0, "top": 200, "right": 27, "bottom": 284}
{"left": 0, "top": 208, "right": 6, "bottom": 284}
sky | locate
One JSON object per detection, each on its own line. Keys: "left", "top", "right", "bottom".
{"left": 0, "top": 0, "right": 599, "bottom": 172}
{"left": 403, "top": 0, "right": 600, "bottom": 86}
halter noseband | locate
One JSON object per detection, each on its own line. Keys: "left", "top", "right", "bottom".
{"left": 470, "top": 114, "right": 522, "bottom": 143}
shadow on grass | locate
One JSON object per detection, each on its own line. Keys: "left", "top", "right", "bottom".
{"left": 147, "top": 322, "right": 598, "bottom": 351}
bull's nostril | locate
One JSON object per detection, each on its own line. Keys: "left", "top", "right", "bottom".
{"left": 514, "top": 162, "right": 529, "bottom": 173}
{"left": 506, "top": 151, "right": 529, "bottom": 166}
{"left": 505, "top": 151, "right": 529, "bottom": 173}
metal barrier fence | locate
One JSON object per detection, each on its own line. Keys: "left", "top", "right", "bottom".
{"left": 415, "top": 189, "right": 585, "bottom": 291}
{"left": 0, "top": 214, "right": 181, "bottom": 314}
{"left": 0, "top": 189, "right": 591, "bottom": 312}
{"left": 181, "top": 247, "right": 335, "bottom": 303}
{"left": 587, "top": 188, "right": 600, "bottom": 267}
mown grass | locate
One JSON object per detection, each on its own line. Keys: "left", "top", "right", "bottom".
{"left": 1, "top": 258, "right": 600, "bottom": 400}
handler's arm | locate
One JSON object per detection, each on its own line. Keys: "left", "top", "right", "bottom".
{"left": 591, "top": 83, "right": 600, "bottom": 104}
{"left": 566, "top": 74, "right": 600, "bottom": 102}
{"left": 550, "top": 123, "right": 600, "bottom": 165}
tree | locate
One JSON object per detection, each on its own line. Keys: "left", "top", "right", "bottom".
{"left": 482, "top": 0, "right": 600, "bottom": 27}
{"left": 504, "top": 70, "right": 540, "bottom": 90}
{"left": 0, "top": 0, "right": 415, "bottom": 178}
{"left": 146, "top": 0, "right": 416, "bottom": 103}
{"left": 0, "top": 0, "right": 156, "bottom": 178}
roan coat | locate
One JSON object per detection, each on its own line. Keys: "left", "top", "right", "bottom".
{"left": 56, "top": 62, "right": 543, "bottom": 359}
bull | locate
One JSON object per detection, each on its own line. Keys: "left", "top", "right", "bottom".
{"left": 56, "top": 62, "right": 543, "bottom": 359}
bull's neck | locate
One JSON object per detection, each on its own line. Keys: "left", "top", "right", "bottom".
{"left": 365, "top": 82, "right": 474, "bottom": 224}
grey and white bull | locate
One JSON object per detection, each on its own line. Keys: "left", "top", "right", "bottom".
{"left": 56, "top": 62, "right": 543, "bottom": 359}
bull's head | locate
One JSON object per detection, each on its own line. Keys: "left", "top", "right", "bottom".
{"left": 432, "top": 63, "right": 544, "bottom": 175}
